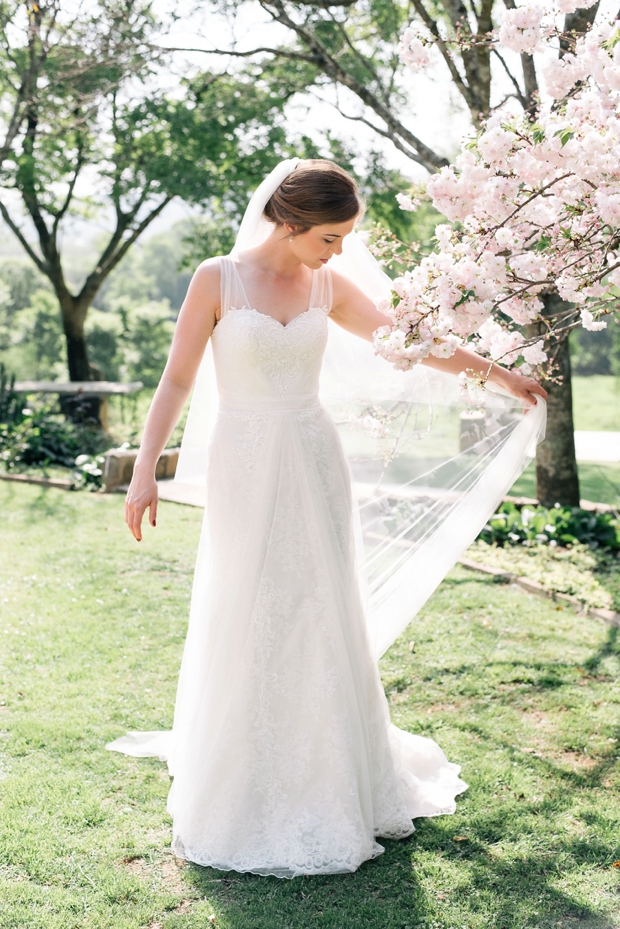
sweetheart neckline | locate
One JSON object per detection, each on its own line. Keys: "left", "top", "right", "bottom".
{"left": 222, "top": 305, "right": 327, "bottom": 330}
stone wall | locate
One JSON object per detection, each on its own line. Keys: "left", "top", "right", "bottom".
{"left": 102, "top": 447, "right": 179, "bottom": 493}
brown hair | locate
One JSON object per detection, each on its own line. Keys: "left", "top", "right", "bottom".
{"left": 263, "top": 159, "right": 362, "bottom": 233}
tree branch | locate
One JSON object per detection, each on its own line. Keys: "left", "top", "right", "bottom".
{"left": 560, "top": 2, "right": 600, "bottom": 56}
{"left": 331, "top": 104, "right": 436, "bottom": 169}
{"left": 491, "top": 47, "right": 527, "bottom": 109}
{"left": 51, "top": 142, "right": 85, "bottom": 239}
{"left": 409, "top": 0, "right": 479, "bottom": 120}
{"left": 0, "top": 200, "right": 46, "bottom": 273}
{"left": 325, "top": 10, "right": 383, "bottom": 94}
{"left": 258, "top": 0, "right": 448, "bottom": 171}
{"left": 78, "top": 196, "right": 173, "bottom": 304}
{"left": 152, "top": 42, "right": 320, "bottom": 65}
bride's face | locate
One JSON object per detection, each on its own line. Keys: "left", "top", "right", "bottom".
{"left": 285, "top": 218, "right": 357, "bottom": 269}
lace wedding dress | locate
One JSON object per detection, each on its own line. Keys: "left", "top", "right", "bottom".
{"left": 109, "top": 256, "right": 468, "bottom": 878}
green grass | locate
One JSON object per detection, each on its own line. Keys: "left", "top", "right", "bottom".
{"left": 510, "top": 461, "right": 620, "bottom": 505}
{"left": 509, "top": 376, "right": 620, "bottom": 504}
{"left": 573, "top": 376, "right": 620, "bottom": 433}
{"left": 0, "top": 483, "right": 619, "bottom": 929}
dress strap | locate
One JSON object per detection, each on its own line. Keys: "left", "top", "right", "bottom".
{"left": 310, "top": 265, "right": 333, "bottom": 311}
{"left": 219, "top": 256, "right": 248, "bottom": 318}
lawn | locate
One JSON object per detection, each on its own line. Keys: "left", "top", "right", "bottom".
{"left": 509, "top": 376, "right": 620, "bottom": 505}
{"left": 0, "top": 483, "right": 619, "bottom": 929}
{"left": 572, "top": 376, "right": 620, "bottom": 433}
{"left": 510, "top": 461, "right": 620, "bottom": 505}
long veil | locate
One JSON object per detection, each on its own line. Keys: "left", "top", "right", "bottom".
{"left": 107, "top": 160, "right": 544, "bottom": 761}
{"left": 176, "top": 158, "right": 546, "bottom": 659}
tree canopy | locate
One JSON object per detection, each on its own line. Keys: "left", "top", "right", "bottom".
{"left": 0, "top": 0, "right": 296, "bottom": 383}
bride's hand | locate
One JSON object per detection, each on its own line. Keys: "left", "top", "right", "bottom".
{"left": 491, "top": 366, "right": 548, "bottom": 407}
{"left": 125, "top": 469, "right": 158, "bottom": 542}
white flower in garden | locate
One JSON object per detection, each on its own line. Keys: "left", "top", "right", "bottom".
{"left": 498, "top": 4, "right": 545, "bottom": 55}
{"left": 522, "top": 341, "right": 548, "bottom": 365}
{"left": 495, "top": 228, "right": 516, "bottom": 249}
{"left": 398, "top": 25, "right": 433, "bottom": 72}
{"left": 596, "top": 187, "right": 620, "bottom": 226}
{"left": 396, "top": 193, "right": 419, "bottom": 212}
{"left": 478, "top": 127, "right": 514, "bottom": 165}
{"left": 375, "top": 297, "right": 393, "bottom": 317}
{"left": 580, "top": 309, "right": 607, "bottom": 331}
{"left": 541, "top": 54, "right": 582, "bottom": 100}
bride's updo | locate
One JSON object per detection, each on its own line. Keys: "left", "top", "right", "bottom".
{"left": 264, "top": 160, "right": 362, "bottom": 233}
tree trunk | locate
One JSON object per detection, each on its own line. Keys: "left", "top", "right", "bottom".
{"left": 59, "top": 296, "right": 102, "bottom": 425}
{"left": 535, "top": 293, "right": 580, "bottom": 507}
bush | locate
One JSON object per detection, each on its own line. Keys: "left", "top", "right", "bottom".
{"left": 479, "top": 501, "right": 620, "bottom": 551}
{"left": 0, "top": 398, "right": 109, "bottom": 471}
{"left": 72, "top": 453, "right": 105, "bottom": 490}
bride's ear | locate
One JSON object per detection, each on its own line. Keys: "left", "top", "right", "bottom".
{"left": 283, "top": 222, "right": 301, "bottom": 238}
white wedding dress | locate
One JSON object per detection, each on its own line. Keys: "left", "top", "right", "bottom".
{"left": 110, "top": 256, "right": 468, "bottom": 878}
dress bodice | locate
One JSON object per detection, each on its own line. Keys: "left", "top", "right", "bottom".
{"left": 211, "top": 257, "right": 333, "bottom": 411}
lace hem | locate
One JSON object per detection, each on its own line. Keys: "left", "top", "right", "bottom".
{"left": 171, "top": 837, "right": 386, "bottom": 879}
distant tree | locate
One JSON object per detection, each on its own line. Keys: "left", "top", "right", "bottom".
{"left": 96, "top": 222, "right": 194, "bottom": 314}
{"left": 0, "top": 0, "right": 295, "bottom": 402}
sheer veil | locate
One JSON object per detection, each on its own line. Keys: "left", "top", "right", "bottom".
{"left": 176, "top": 158, "right": 546, "bottom": 659}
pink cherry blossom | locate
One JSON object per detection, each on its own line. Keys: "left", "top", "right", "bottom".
{"left": 376, "top": 15, "right": 620, "bottom": 379}
{"left": 498, "top": 4, "right": 545, "bottom": 55}
{"left": 398, "top": 26, "right": 433, "bottom": 72}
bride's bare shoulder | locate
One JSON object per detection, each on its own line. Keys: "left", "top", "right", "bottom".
{"left": 192, "top": 255, "right": 224, "bottom": 288}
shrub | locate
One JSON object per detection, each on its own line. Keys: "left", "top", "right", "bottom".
{"left": 0, "top": 398, "right": 109, "bottom": 470}
{"left": 479, "top": 501, "right": 620, "bottom": 551}
{"left": 72, "top": 454, "right": 105, "bottom": 490}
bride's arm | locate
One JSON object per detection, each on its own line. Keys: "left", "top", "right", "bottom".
{"left": 329, "top": 270, "right": 547, "bottom": 407}
{"left": 125, "top": 259, "right": 220, "bottom": 541}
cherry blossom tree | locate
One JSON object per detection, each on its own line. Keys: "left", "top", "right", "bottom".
{"left": 375, "top": 2, "right": 617, "bottom": 506}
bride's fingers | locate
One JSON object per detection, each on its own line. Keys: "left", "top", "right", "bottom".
{"left": 528, "top": 381, "right": 548, "bottom": 401}
{"left": 149, "top": 494, "right": 158, "bottom": 528}
{"left": 125, "top": 496, "right": 147, "bottom": 542}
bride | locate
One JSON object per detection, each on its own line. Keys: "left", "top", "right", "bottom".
{"left": 114, "top": 158, "right": 546, "bottom": 878}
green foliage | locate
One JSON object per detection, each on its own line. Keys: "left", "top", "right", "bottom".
{"left": 359, "top": 156, "right": 442, "bottom": 248}
{"left": 9, "top": 290, "right": 66, "bottom": 379}
{"left": 570, "top": 318, "right": 620, "bottom": 376}
{"left": 479, "top": 501, "right": 620, "bottom": 551}
{"left": 86, "top": 300, "right": 174, "bottom": 388}
{"left": 0, "top": 239, "right": 185, "bottom": 387}
{"left": 0, "top": 360, "right": 109, "bottom": 470}
{"left": 468, "top": 538, "right": 620, "bottom": 611}
{"left": 179, "top": 215, "right": 238, "bottom": 270}
{"left": 72, "top": 453, "right": 105, "bottom": 490}
{"left": 116, "top": 302, "right": 176, "bottom": 388}
{"left": 0, "top": 258, "right": 50, "bottom": 320}
{"left": 0, "top": 400, "right": 108, "bottom": 470}
{"left": 84, "top": 309, "right": 124, "bottom": 380}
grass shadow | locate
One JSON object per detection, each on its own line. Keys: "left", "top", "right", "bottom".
{"left": 185, "top": 835, "right": 429, "bottom": 929}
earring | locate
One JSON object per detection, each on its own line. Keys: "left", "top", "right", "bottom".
{"left": 289, "top": 235, "right": 293, "bottom": 242}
